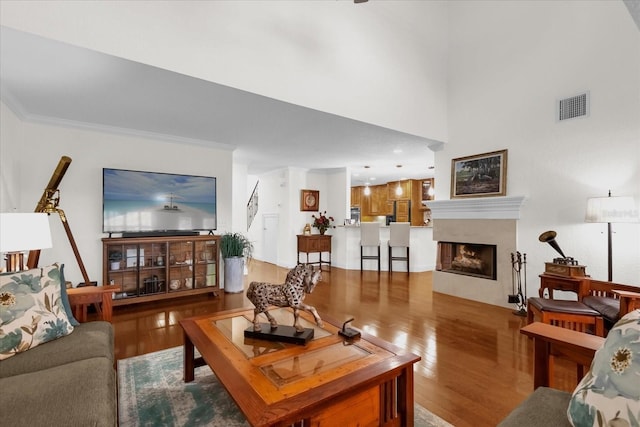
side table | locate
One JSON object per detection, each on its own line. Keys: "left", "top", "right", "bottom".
{"left": 297, "top": 234, "right": 331, "bottom": 270}
{"left": 67, "top": 284, "right": 121, "bottom": 322}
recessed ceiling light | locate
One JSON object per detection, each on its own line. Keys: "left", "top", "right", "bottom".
{"left": 393, "top": 149, "right": 402, "bottom": 154}
{"left": 364, "top": 165, "right": 370, "bottom": 169}
{"left": 370, "top": 177, "right": 376, "bottom": 181}
{"left": 396, "top": 165, "right": 402, "bottom": 168}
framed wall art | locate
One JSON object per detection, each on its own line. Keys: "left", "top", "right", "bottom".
{"left": 300, "top": 189, "right": 320, "bottom": 211}
{"left": 247, "top": 181, "right": 258, "bottom": 231}
{"left": 451, "top": 149, "right": 508, "bottom": 199}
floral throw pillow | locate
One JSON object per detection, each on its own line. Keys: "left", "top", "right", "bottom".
{"left": 567, "top": 309, "right": 640, "bottom": 426}
{"left": 0, "top": 264, "right": 75, "bottom": 360}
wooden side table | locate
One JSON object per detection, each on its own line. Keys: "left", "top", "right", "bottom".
{"left": 297, "top": 234, "right": 331, "bottom": 270}
{"left": 538, "top": 274, "right": 589, "bottom": 299}
{"left": 67, "top": 284, "right": 121, "bottom": 322}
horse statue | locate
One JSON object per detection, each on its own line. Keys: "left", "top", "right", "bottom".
{"left": 246, "top": 263, "right": 323, "bottom": 333}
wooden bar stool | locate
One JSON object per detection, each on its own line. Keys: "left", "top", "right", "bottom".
{"left": 360, "top": 222, "right": 381, "bottom": 272}
{"left": 388, "top": 222, "right": 410, "bottom": 273}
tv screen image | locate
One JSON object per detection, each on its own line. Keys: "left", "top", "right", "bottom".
{"left": 103, "top": 168, "right": 217, "bottom": 233}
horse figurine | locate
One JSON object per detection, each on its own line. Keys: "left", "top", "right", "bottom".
{"left": 246, "top": 264, "right": 323, "bottom": 333}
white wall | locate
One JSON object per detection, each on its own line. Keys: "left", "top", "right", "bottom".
{"left": 440, "top": 0, "right": 640, "bottom": 295}
{"left": 0, "top": 1, "right": 449, "bottom": 142}
{"left": 0, "top": 101, "right": 234, "bottom": 284}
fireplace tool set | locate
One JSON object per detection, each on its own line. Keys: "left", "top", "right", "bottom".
{"left": 509, "top": 251, "right": 527, "bottom": 316}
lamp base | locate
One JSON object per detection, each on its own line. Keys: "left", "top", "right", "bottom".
{"left": 5, "top": 252, "right": 25, "bottom": 272}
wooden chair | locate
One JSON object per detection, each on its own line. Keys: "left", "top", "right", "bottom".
{"left": 527, "top": 297, "right": 605, "bottom": 337}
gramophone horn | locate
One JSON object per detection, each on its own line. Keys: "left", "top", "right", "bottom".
{"left": 538, "top": 230, "right": 566, "bottom": 259}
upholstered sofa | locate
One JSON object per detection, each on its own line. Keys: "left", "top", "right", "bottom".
{"left": 499, "top": 309, "right": 640, "bottom": 427}
{"left": 0, "top": 264, "right": 117, "bottom": 426}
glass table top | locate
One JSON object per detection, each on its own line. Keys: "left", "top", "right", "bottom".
{"left": 212, "top": 308, "right": 333, "bottom": 358}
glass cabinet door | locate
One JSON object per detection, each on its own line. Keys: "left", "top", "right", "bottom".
{"left": 194, "top": 239, "right": 217, "bottom": 289}
{"left": 138, "top": 242, "right": 167, "bottom": 295}
{"left": 168, "top": 241, "right": 194, "bottom": 292}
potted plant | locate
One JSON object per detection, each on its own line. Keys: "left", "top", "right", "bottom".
{"left": 108, "top": 250, "right": 123, "bottom": 271}
{"left": 220, "top": 232, "right": 253, "bottom": 293}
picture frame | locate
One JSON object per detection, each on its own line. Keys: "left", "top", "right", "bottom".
{"left": 300, "top": 189, "right": 320, "bottom": 211}
{"left": 451, "top": 149, "right": 508, "bottom": 199}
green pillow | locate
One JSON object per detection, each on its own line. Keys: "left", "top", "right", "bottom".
{"left": 567, "top": 309, "right": 640, "bottom": 426}
{"left": 0, "top": 264, "right": 75, "bottom": 360}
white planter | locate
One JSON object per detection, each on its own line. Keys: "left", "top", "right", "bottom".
{"left": 223, "top": 257, "right": 245, "bottom": 293}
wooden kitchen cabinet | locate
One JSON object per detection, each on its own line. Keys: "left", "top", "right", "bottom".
{"left": 395, "top": 199, "right": 411, "bottom": 222}
{"left": 350, "top": 186, "right": 362, "bottom": 207}
{"left": 387, "top": 180, "right": 412, "bottom": 201}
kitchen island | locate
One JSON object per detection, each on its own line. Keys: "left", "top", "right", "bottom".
{"left": 326, "top": 225, "right": 436, "bottom": 272}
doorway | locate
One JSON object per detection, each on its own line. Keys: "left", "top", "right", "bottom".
{"left": 262, "top": 214, "right": 279, "bottom": 265}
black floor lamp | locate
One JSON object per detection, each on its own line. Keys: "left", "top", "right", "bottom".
{"left": 585, "top": 190, "right": 638, "bottom": 281}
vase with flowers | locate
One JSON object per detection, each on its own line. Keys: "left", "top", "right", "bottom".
{"left": 311, "top": 211, "right": 334, "bottom": 235}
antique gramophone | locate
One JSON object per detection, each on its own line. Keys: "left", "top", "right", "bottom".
{"left": 538, "top": 230, "right": 587, "bottom": 277}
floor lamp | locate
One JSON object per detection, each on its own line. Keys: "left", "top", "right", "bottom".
{"left": 0, "top": 213, "right": 53, "bottom": 272}
{"left": 585, "top": 190, "right": 639, "bottom": 281}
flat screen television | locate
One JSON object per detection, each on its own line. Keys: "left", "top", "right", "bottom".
{"left": 103, "top": 168, "right": 217, "bottom": 234}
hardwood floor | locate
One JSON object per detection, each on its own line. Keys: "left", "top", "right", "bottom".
{"left": 110, "top": 261, "right": 579, "bottom": 426}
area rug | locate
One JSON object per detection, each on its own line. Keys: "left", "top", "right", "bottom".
{"left": 118, "top": 346, "right": 453, "bottom": 427}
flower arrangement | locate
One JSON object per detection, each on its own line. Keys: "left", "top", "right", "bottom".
{"left": 311, "top": 211, "right": 334, "bottom": 234}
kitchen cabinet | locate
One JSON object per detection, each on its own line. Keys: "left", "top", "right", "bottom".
{"left": 387, "top": 180, "right": 412, "bottom": 201}
{"left": 350, "top": 186, "right": 362, "bottom": 207}
{"left": 395, "top": 200, "right": 411, "bottom": 222}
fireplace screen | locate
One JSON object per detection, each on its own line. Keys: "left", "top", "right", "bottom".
{"left": 436, "top": 242, "right": 497, "bottom": 280}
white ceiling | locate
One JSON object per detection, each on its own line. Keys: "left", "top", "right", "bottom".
{"left": 0, "top": 25, "right": 440, "bottom": 187}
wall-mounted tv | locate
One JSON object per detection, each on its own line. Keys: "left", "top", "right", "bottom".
{"left": 103, "top": 168, "right": 217, "bottom": 234}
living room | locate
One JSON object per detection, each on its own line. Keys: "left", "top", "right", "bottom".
{"left": 1, "top": 1, "right": 639, "bottom": 426}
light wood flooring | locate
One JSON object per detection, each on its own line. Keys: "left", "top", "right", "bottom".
{"left": 110, "top": 261, "right": 579, "bottom": 426}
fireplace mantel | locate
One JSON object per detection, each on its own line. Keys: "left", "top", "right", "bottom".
{"left": 427, "top": 196, "right": 526, "bottom": 220}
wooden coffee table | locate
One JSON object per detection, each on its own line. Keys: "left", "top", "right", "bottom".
{"left": 180, "top": 307, "right": 420, "bottom": 427}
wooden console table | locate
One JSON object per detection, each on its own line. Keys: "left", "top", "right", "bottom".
{"left": 538, "top": 273, "right": 588, "bottom": 298}
{"left": 297, "top": 234, "right": 331, "bottom": 270}
{"left": 67, "top": 284, "right": 120, "bottom": 322}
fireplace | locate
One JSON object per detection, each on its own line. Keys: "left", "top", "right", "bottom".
{"left": 437, "top": 242, "right": 497, "bottom": 280}
{"left": 427, "top": 196, "right": 525, "bottom": 309}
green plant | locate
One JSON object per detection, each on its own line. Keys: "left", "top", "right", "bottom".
{"left": 108, "top": 250, "right": 123, "bottom": 262}
{"left": 220, "top": 232, "right": 254, "bottom": 259}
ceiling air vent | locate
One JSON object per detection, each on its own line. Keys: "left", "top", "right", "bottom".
{"left": 558, "top": 91, "right": 590, "bottom": 121}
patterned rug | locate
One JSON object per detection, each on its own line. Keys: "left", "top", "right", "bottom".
{"left": 118, "top": 346, "right": 453, "bottom": 427}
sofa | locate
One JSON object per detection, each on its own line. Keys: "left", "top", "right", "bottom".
{"left": 499, "top": 309, "right": 640, "bottom": 427}
{"left": 0, "top": 264, "right": 117, "bottom": 426}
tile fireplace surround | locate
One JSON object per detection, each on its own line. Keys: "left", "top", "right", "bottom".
{"left": 428, "top": 196, "right": 526, "bottom": 308}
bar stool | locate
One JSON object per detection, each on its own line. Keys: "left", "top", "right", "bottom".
{"left": 388, "top": 222, "right": 410, "bottom": 272}
{"left": 360, "top": 222, "right": 381, "bottom": 272}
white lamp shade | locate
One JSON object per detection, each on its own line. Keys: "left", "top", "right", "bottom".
{"left": 585, "top": 196, "right": 639, "bottom": 223}
{"left": 0, "top": 213, "right": 53, "bottom": 252}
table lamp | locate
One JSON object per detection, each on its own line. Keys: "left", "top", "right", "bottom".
{"left": 585, "top": 191, "right": 638, "bottom": 281}
{"left": 0, "top": 213, "right": 53, "bottom": 272}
